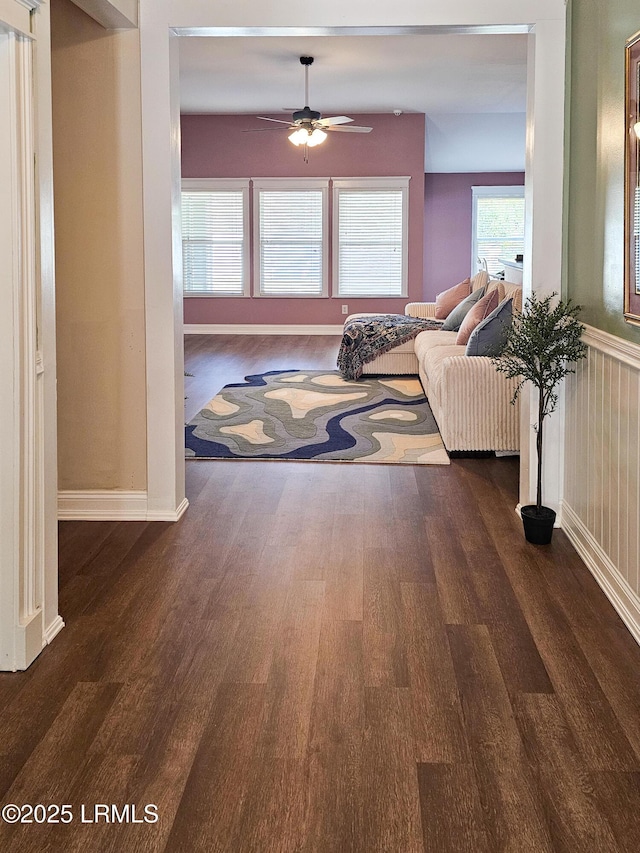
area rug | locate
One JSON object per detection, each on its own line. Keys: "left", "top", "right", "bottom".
{"left": 185, "top": 370, "right": 449, "bottom": 465}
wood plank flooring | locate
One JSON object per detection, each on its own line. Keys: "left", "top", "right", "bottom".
{"left": 1, "top": 334, "right": 640, "bottom": 852}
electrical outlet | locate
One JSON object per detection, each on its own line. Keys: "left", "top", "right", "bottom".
{"left": 341, "top": 304, "right": 349, "bottom": 315}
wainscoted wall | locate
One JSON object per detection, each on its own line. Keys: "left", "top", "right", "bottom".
{"left": 562, "top": 326, "right": 640, "bottom": 644}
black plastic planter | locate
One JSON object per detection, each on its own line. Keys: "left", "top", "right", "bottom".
{"left": 521, "top": 505, "right": 556, "bottom": 545}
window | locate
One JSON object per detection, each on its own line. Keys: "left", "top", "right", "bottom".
{"left": 333, "top": 178, "right": 409, "bottom": 297}
{"left": 182, "top": 176, "right": 411, "bottom": 298}
{"left": 181, "top": 179, "right": 249, "bottom": 296}
{"left": 253, "top": 178, "right": 329, "bottom": 297}
{"left": 471, "top": 185, "right": 525, "bottom": 277}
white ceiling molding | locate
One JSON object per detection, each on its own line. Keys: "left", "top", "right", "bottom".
{"left": 70, "top": 0, "right": 137, "bottom": 29}
{"left": 174, "top": 25, "right": 531, "bottom": 37}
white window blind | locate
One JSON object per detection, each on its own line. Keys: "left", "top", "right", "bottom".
{"left": 334, "top": 179, "right": 409, "bottom": 298}
{"left": 254, "top": 180, "right": 328, "bottom": 297}
{"left": 181, "top": 180, "right": 249, "bottom": 296}
{"left": 472, "top": 185, "right": 525, "bottom": 277}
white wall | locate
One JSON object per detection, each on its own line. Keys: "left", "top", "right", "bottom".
{"left": 425, "top": 113, "right": 526, "bottom": 173}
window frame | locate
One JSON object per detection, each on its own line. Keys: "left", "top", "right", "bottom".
{"left": 471, "top": 184, "right": 525, "bottom": 278}
{"left": 252, "top": 177, "right": 330, "bottom": 299}
{"left": 332, "top": 176, "right": 410, "bottom": 299}
{"left": 181, "top": 178, "right": 250, "bottom": 298}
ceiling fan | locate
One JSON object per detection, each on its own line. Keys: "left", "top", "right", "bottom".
{"left": 249, "top": 56, "right": 372, "bottom": 158}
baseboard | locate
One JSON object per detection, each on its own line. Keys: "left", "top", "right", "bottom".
{"left": 561, "top": 501, "right": 640, "bottom": 646}
{"left": 146, "top": 497, "right": 189, "bottom": 522}
{"left": 58, "top": 490, "right": 149, "bottom": 521}
{"left": 44, "top": 615, "right": 65, "bottom": 646}
{"left": 184, "top": 324, "right": 344, "bottom": 336}
{"left": 58, "top": 490, "right": 190, "bottom": 522}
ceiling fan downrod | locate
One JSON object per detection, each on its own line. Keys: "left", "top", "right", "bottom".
{"left": 301, "top": 56, "right": 313, "bottom": 111}
{"left": 293, "top": 57, "right": 321, "bottom": 124}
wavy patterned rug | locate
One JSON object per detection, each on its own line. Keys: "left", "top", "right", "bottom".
{"left": 185, "top": 370, "right": 449, "bottom": 465}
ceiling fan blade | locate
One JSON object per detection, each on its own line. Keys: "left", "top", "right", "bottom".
{"left": 326, "top": 125, "right": 373, "bottom": 133}
{"left": 243, "top": 127, "right": 292, "bottom": 133}
{"left": 256, "top": 116, "right": 294, "bottom": 125}
{"left": 317, "top": 116, "right": 353, "bottom": 126}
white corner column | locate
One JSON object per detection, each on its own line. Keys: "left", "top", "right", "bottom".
{"left": 0, "top": 0, "right": 62, "bottom": 671}
{"left": 139, "top": 0, "right": 188, "bottom": 521}
{"left": 520, "top": 15, "right": 568, "bottom": 518}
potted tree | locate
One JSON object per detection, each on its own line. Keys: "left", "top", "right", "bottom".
{"left": 492, "top": 292, "right": 587, "bottom": 544}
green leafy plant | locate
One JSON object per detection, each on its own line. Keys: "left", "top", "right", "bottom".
{"left": 492, "top": 293, "right": 587, "bottom": 513}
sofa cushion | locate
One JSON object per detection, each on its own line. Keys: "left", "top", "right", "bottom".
{"left": 414, "top": 329, "right": 459, "bottom": 361}
{"left": 501, "top": 281, "right": 523, "bottom": 313}
{"left": 420, "top": 344, "right": 466, "bottom": 393}
{"left": 470, "top": 270, "right": 489, "bottom": 292}
{"left": 434, "top": 279, "right": 471, "bottom": 319}
{"left": 455, "top": 289, "right": 499, "bottom": 345}
{"left": 441, "top": 286, "right": 486, "bottom": 332}
{"left": 466, "top": 297, "right": 513, "bottom": 357}
{"left": 492, "top": 280, "right": 523, "bottom": 313}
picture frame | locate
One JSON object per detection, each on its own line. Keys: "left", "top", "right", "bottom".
{"left": 624, "top": 30, "right": 640, "bottom": 324}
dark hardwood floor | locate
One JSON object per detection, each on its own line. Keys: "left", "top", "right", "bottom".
{"left": 1, "top": 334, "right": 640, "bottom": 852}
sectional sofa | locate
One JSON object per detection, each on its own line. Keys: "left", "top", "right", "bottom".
{"left": 346, "top": 274, "right": 522, "bottom": 453}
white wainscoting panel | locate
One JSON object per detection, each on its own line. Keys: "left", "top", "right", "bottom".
{"left": 562, "top": 325, "right": 640, "bottom": 644}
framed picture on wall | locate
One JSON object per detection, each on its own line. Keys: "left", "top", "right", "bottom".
{"left": 624, "top": 30, "right": 640, "bottom": 324}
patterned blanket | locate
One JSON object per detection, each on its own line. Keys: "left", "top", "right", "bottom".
{"left": 337, "top": 314, "right": 442, "bottom": 380}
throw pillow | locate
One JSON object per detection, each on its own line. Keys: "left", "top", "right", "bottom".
{"left": 465, "top": 297, "right": 513, "bottom": 357}
{"left": 455, "top": 288, "right": 499, "bottom": 345}
{"left": 434, "top": 278, "right": 471, "bottom": 320}
{"left": 441, "top": 286, "right": 487, "bottom": 332}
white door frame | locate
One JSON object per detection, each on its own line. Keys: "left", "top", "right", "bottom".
{"left": 139, "top": 0, "right": 568, "bottom": 521}
{"left": 0, "top": 0, "right": 62, "bottom": 671}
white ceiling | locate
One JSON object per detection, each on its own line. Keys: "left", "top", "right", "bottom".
{"left": 178, "top": 34, "right": 528, "bottom": 173}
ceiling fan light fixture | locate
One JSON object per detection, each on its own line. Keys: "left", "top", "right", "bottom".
{"left": 288, "top": 128, "right": 308, "bottom": 146}
{"left": 288, "top": 127, "right": 327, "bottom": 148}
{"left": 307, "top": 128, "right": 327, "bottom": 147}
{"left": 250, "top": 56, "right": 365, "bottom": 160}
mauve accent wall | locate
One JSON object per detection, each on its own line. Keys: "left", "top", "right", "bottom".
{"left": 423, "top": 172, "right": 525, "bottom": 302}
{"left": 181, "top": 113, "right": 425, "bottom": 326}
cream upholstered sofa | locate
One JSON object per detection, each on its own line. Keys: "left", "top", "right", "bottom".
{"left": 345, "top": 273, "right": 522, "bottom": 453}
